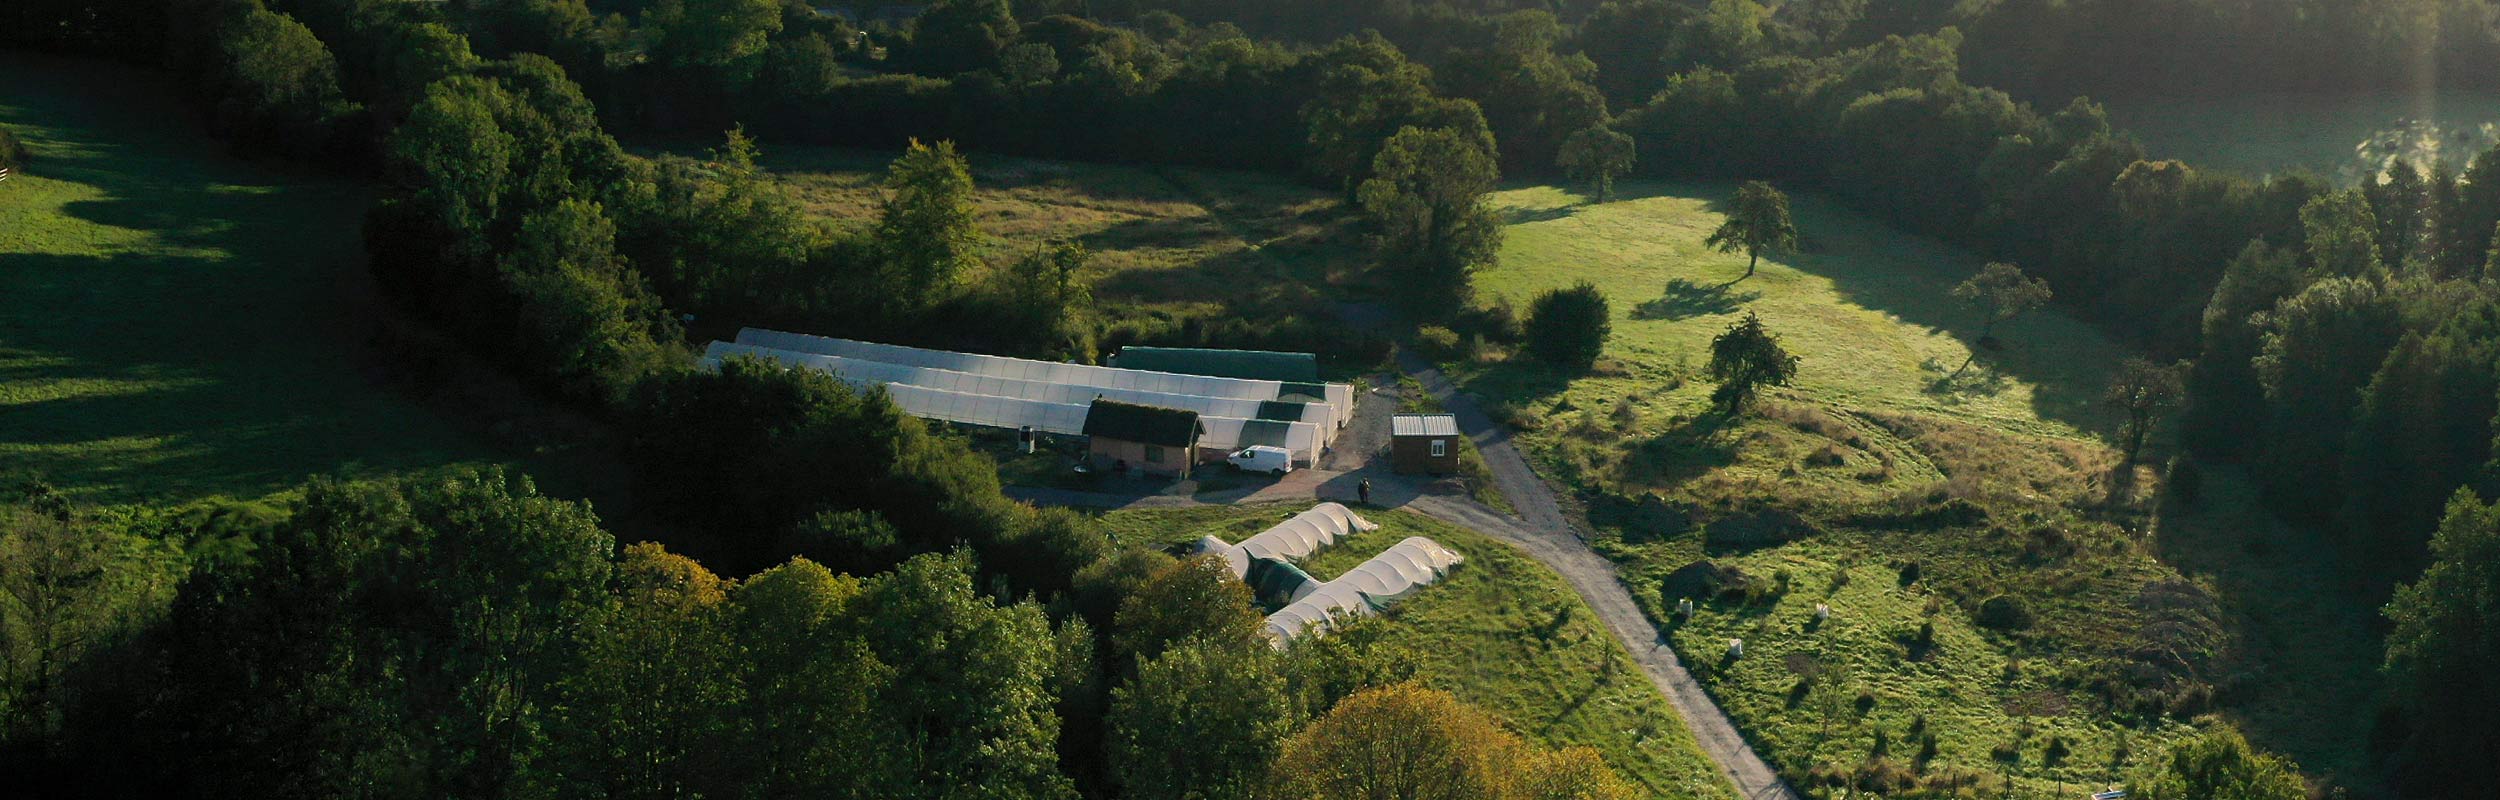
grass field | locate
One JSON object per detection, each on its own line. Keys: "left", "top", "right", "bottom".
{"left": 2104, "top": 90, "right": 2500, "bottom": 184}
{"left": 1099, "top": 504, "right": 1737, "bottom": 800}
{"left": 741, "top": 143, "right": 1375, "bottom": 324}
{"left": 1439, "top": 181, "right": 2380, "bottom": 793}
{"left": 1455, "top": 182, "right": 2127, "bottom": 504}
{"left": 0, "top": 53, "right": 497, "bottom": 504}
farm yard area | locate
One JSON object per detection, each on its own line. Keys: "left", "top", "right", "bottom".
{"left": 1102, "top": 504, "right": 1737, "bottom": 800}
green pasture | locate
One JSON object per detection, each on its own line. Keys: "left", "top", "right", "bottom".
{"left": 0, "top": 53, "right": 494, "bottom": 504}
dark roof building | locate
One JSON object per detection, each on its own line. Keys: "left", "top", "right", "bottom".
{"left": 1108, "top": 347, "right": 1320, "bottom": 382}
{"left": 1084, "top": 399, "right": 1205, "bottom": 477}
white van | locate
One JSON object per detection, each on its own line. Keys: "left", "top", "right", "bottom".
{"left": 1227, "top": 445, "right": 1294, "bottom": 475}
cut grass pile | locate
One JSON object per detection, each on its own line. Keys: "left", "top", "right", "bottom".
{"left": 0, "top": 53, "right": 496, "bottom": 504}
{"left": 1099, "top": 504, "right": 1736, "bottom": 800}
{"left": 1437, "top": 181, "right": 2366, "bottom": 792}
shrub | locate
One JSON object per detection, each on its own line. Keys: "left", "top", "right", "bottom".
{"left": 0, "top": 124, "right": 26, "bottom": 170}
{"left": 1897, "top": 560, "right": 1924, "bottom": 587}
{"left": 1453, "top": 298, "right": 1524, "bottom": 344}
{"left": 1976, "top": 594, "right": 2035, "bottom": 630}
{"left": 1524, "top": 281, "right": 1611, "bottom": 371}
{"left": 2165, "top": 455, "right": 2203, "bottom": 506}
{"left": 1412, "top": 325, "right": 1464, "bottom": 361}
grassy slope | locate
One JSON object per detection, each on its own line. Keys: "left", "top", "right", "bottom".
{"left": 747, "top": 144, "right": 1373, "bottom": 321}
{"left": 0, "top": 53, "right": 494, "bottom": 504}
{"left": 1100, "top": 504, "right": 1736, "bottom": 800}
{"left": 1443, "top": 181, "right": 2384, "bottom": 792}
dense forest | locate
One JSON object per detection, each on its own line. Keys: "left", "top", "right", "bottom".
{"left": 9, "top": 0, "right": 2500, "bottom": 796}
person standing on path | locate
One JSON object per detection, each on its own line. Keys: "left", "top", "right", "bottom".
{"left": 1358, "top": 478, "right": 1372, "bottom": 505}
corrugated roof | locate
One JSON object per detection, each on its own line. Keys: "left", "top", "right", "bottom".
{"left": 1083, "top": 399, "right": 1202, "bottom": 447}
{"left": 1392, "top": 414, "right": 1460, "bottom": 437}
{"left": 1111, "top": 347, "right": 1320, "bottom": 382}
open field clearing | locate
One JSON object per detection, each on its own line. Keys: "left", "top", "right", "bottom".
{"left": 747, "top": 143, "right": 1376, "bottom": 320}
{"left": 2105, "top": 90, "right": 2500, "bottom": 183}
{"left": 1441, "top": 181, "right": 2376, "bottom": 792}
{"left": 0, "top": 53, "right": 495, "bottom": 504}
{"left": 1454, "top": 181, "right": 2127, "bottom": 504}
{"left": 1100, "top": 504, "right": 1738, "bottom": 799}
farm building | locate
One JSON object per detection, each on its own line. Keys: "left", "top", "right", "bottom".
{"left": 1108, "top": 346, "right": 1320, "bottom": 382}
{"left": 1082, "top": 399, "right": 1203, "bottom": 478}
{"left": 1390, "top": 414, "right": 1462, "bottom": 475}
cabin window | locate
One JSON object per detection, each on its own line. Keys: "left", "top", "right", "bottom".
{"left": 1430, "top": 440, "right": 1447, "bottom": 458}
{"left": 1145, "top": 445, "right": 1166, "bottom": 463}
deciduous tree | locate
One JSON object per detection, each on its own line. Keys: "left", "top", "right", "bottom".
{"left": 1558, "top": 125, "right": 1635, "bottom": 202}
{"left": 1949, "top": 261, "right": 2050, "bottom": 374}
{"left": 1707, "top": 312, "right": 1799, "bottom": 415}
{"left": 1524, "top": 281, "right": 1611, "bottom": 371}
{"left": 1112, "top": 555, "right": 1263, "bottom": 667}
{"left": 1705, "top": 180, "right": 1797, "bottom": 281}
{"left": 2105, "top": 358, "right": 2188, "bottom": 464}
{"left": 2127, "top": 727, "right": 2306, "bottom": 800}
{"left": 1107, "top": 640, "right": 1292, "bottom": 800}
{"left": 1357, "top": 125, "right": 1504, "bottom": 314}
{"left": 2383, "top": 491, "right": 2500, "bottom": 794}
{"left": 877, "top": 139, "right": 985, "bottom": 314}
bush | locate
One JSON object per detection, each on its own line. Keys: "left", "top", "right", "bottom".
{"left": 1524, "top": 282, "right": 1611, "bottom": 371}
{"left": 1976, "top": 594, "right": 2035, "bottom": 630}
{"left": 2165, "top": 455, "right": 2203, "bottom": 507}
{"left": 0, "top": 124, "right": 27, "bottom": 170}
{"left": 1412, "top": 325, "right": 1464, "bottom": 361}
{"left": 1453, "top": 298, "right": 1524, "bottom": 344}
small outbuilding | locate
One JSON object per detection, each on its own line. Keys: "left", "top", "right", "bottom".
{"left": 1390, "top": 414, "right": 1461, "bottom": 475}
{"left": 1084, "top": 398, "right": 1204, "bottom": 478}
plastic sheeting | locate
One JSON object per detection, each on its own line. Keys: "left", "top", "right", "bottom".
{"left": 1188, "top": 503, "right": 1379, "bottom": 579}
{"left": 1265, "top": 537, "right": 1464, "bottom": 644}
{"left": 706, "top": 342, "right": 1324, "bottom": 460}
{"left": 739, "top": 328, "right": 1354, "bottom": 426}
{"left": 705, "top": 342, "right": 1337, "bottom": 431}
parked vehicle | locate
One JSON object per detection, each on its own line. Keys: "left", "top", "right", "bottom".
{"left": 1228, "top": 445, "right": 1294, "bottom": 475}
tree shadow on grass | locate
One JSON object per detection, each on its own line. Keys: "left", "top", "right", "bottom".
{"left": 1613, "top": 414, "right": 1741, "bottom": 488}
{"left": 1920, "top": 357, "right": 2013, "bottom": 401}
{"left": 1632, "top": 278, "right": 1762, "bottom": 321}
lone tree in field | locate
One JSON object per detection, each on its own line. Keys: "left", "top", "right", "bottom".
{"left": 1359, "top": 125, "right": 1504, "bottom": 314}
{"left": 1705, "top": 181, "right": 1798, "bottom": 282}
{"left": 1949, "top": 261, "right": 2051, "bottom": 374}
{"left": 1524, "top": 281, "right": 1611, "bottom": 371}
{"left": 1557, "top": 125, "right": 1635, "bottom": 202}
{"left": 2104, "top": 358, "right": 2188, "bottom": 464}
{"left": 1707, "top": 312, "right": 1799, "bottom": 415}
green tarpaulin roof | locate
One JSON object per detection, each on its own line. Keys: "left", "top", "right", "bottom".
{"left": 1110, "top": 347, "right": 1320, "bottom": 382}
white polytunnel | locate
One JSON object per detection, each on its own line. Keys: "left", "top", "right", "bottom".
{"left": 1188, "top": 502, "right": 1379, "bottom": 579}
{"left": 738, "top": 328, "right": 1354, "bottom": 426}
{"left": 704, "top": 342, "right": 1338, "bottom": 431}
{"left": 1264, "top": 536, "right": 1464, "bottom": 645}
{"left": 705, "top": 342, "right": 1326, "bottom": 461}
